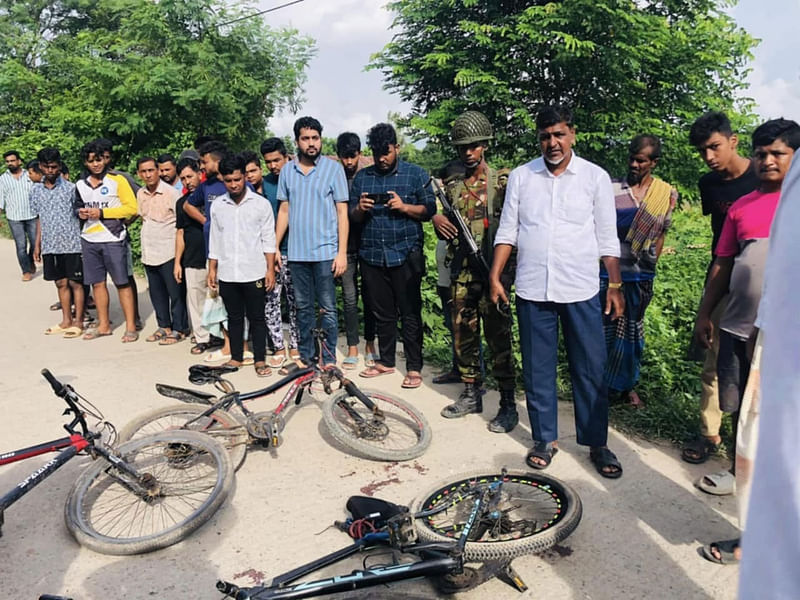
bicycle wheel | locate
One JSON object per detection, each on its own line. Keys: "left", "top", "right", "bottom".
{"left": 410, "top": 470, "right": 582, "bottom": 561}
{"left": 321, "top": 388, "right": 431, "bottom": 461}
{"left": 118, "top": 404, "right": 248, "bottom": 471}
{"left": 65, "top": 430, "right": 233, "bottom": 555}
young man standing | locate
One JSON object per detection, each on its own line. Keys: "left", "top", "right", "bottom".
{"left": 336, "top": 132, "right": 377, "bottom": 369}
{"left": 275, "top": 117, "right": 349, "bottom": 368}
{"left": 682, "top": 112, "right": 759, "bottom": 468}
{"left": 350, "top": 123, "right": 436, "bottom": 389}
{"left": 490, "top": 105, "right": 624, "bottom": 477}
{"left": 694, "top": 118, "right": 799, "bottom": 565}
{"left": 157, "top": 154, "right": 183, "bottom": 191}
{"left": 261, "top": 138, "right": 300, "bottom": 368}
{"left": 242, "top": 151, "right": 265, "bottom": 195}
{"left": 136, "top": 156, "right": 186, "bottom": 344}
{"left": 1, "top": 150, "right": 37, "bottom": 281}
{"left": 74, "top": 140, "right": 138, "bottom": 341}
{"left": 30, "top": 148, "right": 85, "bottom": 338}
{"left": 184, "top": 140, "right": 229, "bottom": 248}
{"left": 208, "top": 154, "right": 276, "bottom": 377}
{"left": 174, "top": 157, "right": 217, "bottom": 355}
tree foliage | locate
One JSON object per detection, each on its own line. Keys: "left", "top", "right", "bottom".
{"left": 371, "top": 0, "right": 758, "bottom": 197}
{"left": 0, "top": 0, "right": 314, "bottom": 169}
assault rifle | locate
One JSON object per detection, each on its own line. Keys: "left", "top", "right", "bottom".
{"left": 427, "top": 177, "right": 510, "bottom": 315}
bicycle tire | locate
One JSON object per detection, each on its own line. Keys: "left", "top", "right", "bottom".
{"left": 321, "top": 388, "right": 431, "bottom": 461}
{"left": 409, "top": 470, "right": 582, "bottom": 561}
{"left": 118, "top": 404, "right": 248, "bottom": 471}
{"left": 65, "top": 430, "right": 233, "bottom": 555}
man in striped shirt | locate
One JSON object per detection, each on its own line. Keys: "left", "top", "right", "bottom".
{"left": 275, "top": 117, "right": 349, "bottom": 367}
{"left": 1, "top": 150, "right": 37, "bottom": 280}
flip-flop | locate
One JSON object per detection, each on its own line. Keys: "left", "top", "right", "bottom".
{"left": 701, "top": 539, "right": 740, "bottom": 565}
{"left": 204, "top": 349, "right": 231, "bottom": 363}
{"left": 341, "top": 356, "right": 359, "bottom": 370}
{"left": 360, "top": 365, "right": 395, "bottom": 378}
{"left": 269, "top": 352, "right": 287, "bottom": 368}
{"left": 696, "top": 470, "right": 736, "bottom": 496}
{"left": 121, "top": 330, "right": 139, "bottom": 343}
{"left": 401, "top": 373, "right": 423, "bottom": 389}
{"left": 62, "top": 326, "right": 83, "bottom": 339}
{"left": 255, "top": 363, "right": 272, "bottom": 377}
{"left": 45, "top": 324, "right": 67, "bottom": 335}
{"left": 83, "top": 328, "right": 113, "bottom": 340}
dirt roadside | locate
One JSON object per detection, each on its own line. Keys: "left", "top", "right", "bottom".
{"left": 0, "top": 238, "right": 739, "bottom": 599}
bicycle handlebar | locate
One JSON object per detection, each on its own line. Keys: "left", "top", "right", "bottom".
{"left": 41, "top": 368, "right": 66, "bottom": 397}
{"left": 216, "top": 580, "right": 247, "bottom": 599}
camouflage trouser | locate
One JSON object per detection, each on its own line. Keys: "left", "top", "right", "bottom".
{"left": 451, "top": 275, "right": 515, "bottom": 390}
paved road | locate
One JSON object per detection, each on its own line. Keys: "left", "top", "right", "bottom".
{"left": 0, "top": 238, "right": 739, "bottom": 599}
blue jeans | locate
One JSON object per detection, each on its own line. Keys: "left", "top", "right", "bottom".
{"left": 517, "top": 295, "right": 609, "bottom": 447}
{"left": 8, "top": 218, "right": 37, "bottom": 274}
{"left": 290, "top": 260, "right": 338, "bottom": 365}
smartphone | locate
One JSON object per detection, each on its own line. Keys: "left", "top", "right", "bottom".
{"left": 365, "top": 192, "right": 391, "bottom": 204}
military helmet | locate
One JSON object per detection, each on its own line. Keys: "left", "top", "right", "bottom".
{"left": 450, "top": 111, "right": 493, "bottom": 146}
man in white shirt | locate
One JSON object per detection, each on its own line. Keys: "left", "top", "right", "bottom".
{"left": 207, "top": 154, "right": 276, "bottom": 377}
{"left": 490, "top": 104, "right": 625, "bottom": 477}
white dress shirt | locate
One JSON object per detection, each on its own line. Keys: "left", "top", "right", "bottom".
{"left": 208, "top": 189, "right": 276, "bottom": 282}
{"left": 494, "top": 154, "right": 620, "bottom": 303}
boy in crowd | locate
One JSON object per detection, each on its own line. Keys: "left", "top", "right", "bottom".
{"left": 207, "top": 154, "right": 276, "bottom": 376}
{"left": 74, "top": 140, "right": 138, "bottom": 341}
{"left": 683, "top": 112, "right": 759, "bottom": 468}
{"left": 30, "top": 148, "right": 85, "bottom": 338}
{"left": 336, "top": 132, "right": 377, "bottom": 369}
{"left": 260, "top": 138, "right": 300, "bottom": 369}
{"left": 694, "top": 118, "right": 800, "bottom": 564}
{"left": 174, "top": 157, "right": 219, "bottom": 355}
{"left": 136, "top": 156, "right": 186, "bottom": 344}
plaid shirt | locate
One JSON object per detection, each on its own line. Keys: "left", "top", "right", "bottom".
{"left": 349, "top": 160, "right": 436, "bottom": 267}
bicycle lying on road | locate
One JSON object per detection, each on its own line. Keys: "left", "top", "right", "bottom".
{"left": 216, "top": 468, "right": 582, "bottom": 599}
{"left": 118, "top": 330, "right": 431, "bottom": 467}
{"left": 0, "top": 369, "right": 233, "bottom": 555}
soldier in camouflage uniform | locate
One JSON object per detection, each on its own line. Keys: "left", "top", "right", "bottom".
{"left": 432, "top": 111, "right": 519, "bottom": 432}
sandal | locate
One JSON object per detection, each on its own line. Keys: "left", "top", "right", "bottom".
{"left": 269, "top": 351, "right": 287, "bottom": 368}
{"left": 62, "top": 326, "right": 83, "bottom": 339}
{"left": 242, "top": 351, "right": 254, "bottom": 366}
{"left": 360, "top": 365, "right": 395, "bottom": 378}
{"left": 83, "top": 328, "right": 113, "bottom": 340}
{"left": 45, "top": 324, "right": 67, "bottom": 335}
{"left": 191, "top": 342, "right": 214, "bottom": 355}
{"left": 590, "top": 446, "right": 623, "bottom": 479}
{"left": 696, "top": 470, "right": 736, "bottom": 496}
{"left": 682, "top": 436, "right": 721, "bottom": 464}
{"left": 49, "top": 301, "right": 62, "bottom": 311}
{"left": 341, "top": 356, "right": 359, "bottom": 370}
{"left": 701, "top": 538, "right": 740, "bottom": 565}
{"left": 526, "top": 441, "right": 558, "bottom": 470}
{"left": 159, "top": 331, "right": 184, "bottom": 345}
{"left": 401, "top": 372, "right": 423, "bottom": 389}
{"left": 364, "top": 352, "right": 377, "bottom": 368}
{"left": 279, "top": 358, "right": 308, "bottom": 375}
{"left": 121, "top": 330, "right": 139, "bottom": 343}
{"left": 255, "top": 363, "right": 272, "bottom": 377}
{"left": 146, "top": 327, "right": 168, "bottom": 342}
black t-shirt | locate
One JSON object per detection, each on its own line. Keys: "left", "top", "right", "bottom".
{"left": 175, "top": 194, "right": 206, "bottom": 269}
{"left": 699, "top": 161, "right": 759, "bottom": 253}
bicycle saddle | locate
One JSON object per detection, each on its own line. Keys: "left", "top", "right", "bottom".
{"left": 155, "top": 383, "right": 216, "bottom": 405}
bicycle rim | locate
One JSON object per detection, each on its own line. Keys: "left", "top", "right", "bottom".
{"left": 410, "top": 470, "right": 582, "bottom": 561}
{"left": 321, "top": 388, "right": 431, "bottom": 461}
{"left": 118, "top": 404, "right": 248, "bottom": 471}
{"left": 65, "top": 430, "right": 233, "bottom": 555}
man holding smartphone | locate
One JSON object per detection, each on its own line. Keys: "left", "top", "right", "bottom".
{"left": 350, "top": 123, "right": 436, "bottom": 389}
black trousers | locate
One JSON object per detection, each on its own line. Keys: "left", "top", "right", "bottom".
{"left": 360, "top": 255, "right": 423, "bottom": 372}
{"left": 219, "top": 279, "right": 266, "bottom": 363}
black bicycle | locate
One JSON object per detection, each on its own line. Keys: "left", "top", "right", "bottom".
{"left": 0, "top": 370, "right": 233, "bottom": 555}
{"left": 117, "top": 331, "right": 431, "bottom": 467}
{"left": 216, "top": 468, "right": 582, "bottom": 599}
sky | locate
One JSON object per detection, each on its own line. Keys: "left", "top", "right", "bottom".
{"left": 258, "top": 0, "right": 800, "bottom": 141}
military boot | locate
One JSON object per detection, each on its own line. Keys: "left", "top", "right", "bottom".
{"left": 440, "top": 382, "right": 484, "bottom": 418}
{"left": 487, "top": 389, "right": 519, "bottom": 433}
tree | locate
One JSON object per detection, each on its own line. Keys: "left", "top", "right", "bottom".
{"left": 0, "top": 0, "right": 314, "bottom": 169}
{"left": 371, "top": 0, "right": 758, "bottom": 197}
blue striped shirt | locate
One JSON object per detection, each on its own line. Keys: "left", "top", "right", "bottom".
{"left": 0, "top": 170, "right": 34, "bottom": 221}
{"left": 277, "top": 156, "right": 348, "bottom": 262}
{"left": 349, "top": 160, "right": 436, "bottom": 267}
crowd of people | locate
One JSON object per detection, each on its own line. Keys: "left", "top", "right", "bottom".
{"left": 2, "top": 106, "right": 797, "bottom": 577}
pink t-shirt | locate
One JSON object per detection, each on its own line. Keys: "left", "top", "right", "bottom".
{"left": 715, "top": 190, "right": 780, "bottom": 257}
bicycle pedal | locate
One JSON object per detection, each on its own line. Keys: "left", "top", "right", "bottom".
{"left": 271, "top": 434, "right": 282, "bottom": 447}
{"left": 503, "top": 562, "right": 528, "bottom": 592}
